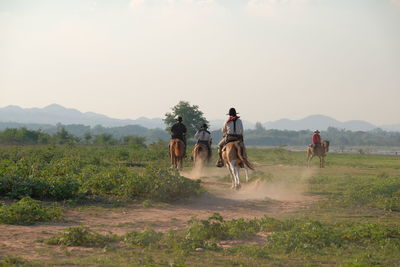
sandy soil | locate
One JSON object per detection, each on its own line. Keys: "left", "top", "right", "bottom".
{"left": 0, "top": 165, "right": 320, "bottom": 260}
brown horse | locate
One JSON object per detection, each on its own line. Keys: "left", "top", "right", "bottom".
{"left": 222, "top": 141, "right": 254, "bottom": 189}
{"left": 192, "top": 143, "right": 209, "bottom": 169}
{"left": 307, "top": 140, "right": 330, "bottom": 168}
{"left": 169, "top": 138, "right": 185, "bottom": 170}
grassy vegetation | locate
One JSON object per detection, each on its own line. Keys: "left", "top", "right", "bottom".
{"left": 0, "top": 197, "right": 62, "bottom": 225}
{"left": 44, "top": 225, "right": 118, "bottom": 247}
{"left": 37, "top": 213, "right": 400, "bottom": 266}
{"left": 1, "top": 145, "right": 400, "bottom": 266}
{"left": 0, "top": 144, "right": 201, "bottom": 202}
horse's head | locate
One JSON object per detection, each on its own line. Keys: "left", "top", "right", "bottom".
{"left": 323, "top": 140, "right": 330, "bottom": 152}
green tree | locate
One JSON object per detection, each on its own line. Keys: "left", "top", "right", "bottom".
{"left": 84, "top": 131, "right": 92, "bottom": 144}
{"left": 93, "top": 133, "right": 117, "bottom": 145}
{"left": 164, "top": 101, "right": 209, "bottom": 138}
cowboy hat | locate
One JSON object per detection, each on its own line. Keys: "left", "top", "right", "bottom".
{"left": 227, "top": 108, "right": 239, "bottom": 116}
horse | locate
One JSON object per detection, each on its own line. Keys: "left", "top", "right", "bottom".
{"left": 222, "top": 141, "right": 254, "bottom": 190}
{"left": 169, "top": 138, "right": 185, "bottom": 170}
{"left": 307, "top": 140, "right": 330, "bottom": 168}
{"left": 192, "top": 143, "right": 209, "bottom": 169}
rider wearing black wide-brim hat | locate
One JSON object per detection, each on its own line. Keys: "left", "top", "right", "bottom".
{"left": 216, "top": 108, "right": 244, "bottom": 167}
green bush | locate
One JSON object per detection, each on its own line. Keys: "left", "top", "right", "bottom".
{"left": 225, "top": 245, "right": 270, "bottom": 259}
{"left": 121, "top": 167, "right": 203, "bottom": 201}
{"left": 124, "top": 229, "right": 163, "bottom": 248}
{"left": 45, "top": 225, "right": 117, "bottom": 247}
{"left": 0, "top": 145, "right": 202, "bottom": 202}
{"left": 0, "top": 256, "right": 34, "bottom": 267}
{"left": 0, "top": 197, "right": 62, "bottom": 225}
{"left": 266, "top": 220, "right": 343, "bottom": 253}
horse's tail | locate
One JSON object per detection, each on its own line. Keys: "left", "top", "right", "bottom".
{"left": 176, "top": 139, "right": 185, "bottom": 158}
{"left": 234, "top": 142, "right": 254, "bottom": 170}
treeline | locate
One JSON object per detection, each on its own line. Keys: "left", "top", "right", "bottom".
{"left": 239, "top": 126, "right": 400, "bottom": 147}
{"left": 0, "top": 127, "right": 148, "bottom": 147}
{"left": 1, "top": 126, "right": 400, "bottom": 147}
{"left": 0, "top": 122, "right": 169, "bottom": 144}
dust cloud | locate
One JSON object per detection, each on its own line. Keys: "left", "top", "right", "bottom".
{"left": 231, "top": 167, "right": 316, "bottom": 201}
{"left": 182, "top": 165, "right": 317, "bottom": 202}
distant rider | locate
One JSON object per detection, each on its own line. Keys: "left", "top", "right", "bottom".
{"left": 311, "top": 130, "right": 322, "bottom": 149}
{"left": 171, "top": 116, "right": 187, "bottom": 156}
{"left": 194, "top": 123, "right": 212, "bottom": 160}
{"left": 216, "top": 108, "right": 244, "bottom": 167}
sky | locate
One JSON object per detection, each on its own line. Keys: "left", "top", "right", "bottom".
{"left": 1, "top": 0, "right": 400, "bottom": 125}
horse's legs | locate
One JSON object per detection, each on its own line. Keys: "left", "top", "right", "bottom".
{"left": 321, "top": 156, "right": 325, "bottom": 168}
{"left": 229, "top": 160, "right": 240, "bottom": 189}
{"left": 226, "top": 163, "right": 235, "bottom": 189}
{"left": 234, "top": 165, "right": 241, "bottom": 189}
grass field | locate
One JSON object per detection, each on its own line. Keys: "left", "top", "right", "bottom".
{"left": 0, "top": 144, "right": 399, "bottom": 266}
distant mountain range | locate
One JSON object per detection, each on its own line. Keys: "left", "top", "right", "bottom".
{"left": 0, "top": 104, "right": 164, "bottom": 129}
{"left": 1, "top": 104, "right": 399, "bottom": 132}
{"left": 263, "top": 115, "right": 378, "bottom": 132}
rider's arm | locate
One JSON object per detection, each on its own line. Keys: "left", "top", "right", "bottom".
{"left": 236, "top": 119, "right": 244, "bottom": 135}
{"left": 222, "top": 122, "right": 227, "bottom": 136}
{"left": 194, "top": 131, "right": 200, "bottom": 140}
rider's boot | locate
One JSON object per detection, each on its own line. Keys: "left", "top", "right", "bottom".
{"left": 216, "top": 149, "right": 224, "bottom": 167}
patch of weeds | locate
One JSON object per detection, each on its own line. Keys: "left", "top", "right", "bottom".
{"left": 0, "top": 256, "right": 34, "bottom": 267}
{"left": 225, "top": 245, "right": 270, "bottom": 259}
{"left": 266, "top": 220, "right": 342, "bottom": 253}
{"left": 45, "top": 225, "right": 118, "bottom": 247}
{"left": 124, "top": 229, "right": 163, "bottom": 248}
{"left": 0, "top": 197, "right": 62, "bottom": 225}
{"left": 142, "top": 199, "right": 153, "bottom": 207}
{"left": 342, "top": 174, "right": 400, "bottom": 211}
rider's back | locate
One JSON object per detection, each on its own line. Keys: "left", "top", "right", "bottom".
{"left": 223, "top": 118, "right": 243, "bottom": 136}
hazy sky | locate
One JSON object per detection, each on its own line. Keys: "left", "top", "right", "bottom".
{"left": 1, "top": 0, "right": 400, "bottom": 125}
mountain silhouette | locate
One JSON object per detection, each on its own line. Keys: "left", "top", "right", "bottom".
{"left": 1, "top": 104, "right": 397, "bottom": 131}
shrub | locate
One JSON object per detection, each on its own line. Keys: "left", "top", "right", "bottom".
{"left": 266, "top": 220, "right": 343, "bottom": 253}
{"left": 0, "top": 197, "right": 62, "bottom": 225}
{"left": 124, "top": 229, "right": 163, "bottom": 248}
{"left": 0, "top": 256, "right": 33, "bottom": 267}
{"left": 121, "top": 167, "right": 203, "bottom": 201}
{"left": 45, "top": 226, "right": 117, "bottom": 247}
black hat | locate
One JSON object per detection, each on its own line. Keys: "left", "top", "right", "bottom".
{"left": 176, "top": 116, "right": 183, "bottom": 122}
{"left": 227, "top": 108, "right": 238, "bottom": 116}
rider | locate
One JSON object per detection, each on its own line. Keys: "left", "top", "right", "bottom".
{"left": 194, "top": 123, "right": 212, "bottom": 160}
{"left": 216, "top": 108, "right": 244, "bottom": 167}
{"left": 311, "top": 130, "right": 322, "bottom": 149}
{"left": 170, "top": 116, "right": 187, "bottom": 156}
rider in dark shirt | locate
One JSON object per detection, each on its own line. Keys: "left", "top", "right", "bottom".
{"left": 171, "top": 116, "right": 187, "bottom": 155}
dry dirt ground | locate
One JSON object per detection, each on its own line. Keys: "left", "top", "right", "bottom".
{"left": 0, "top": 165, "right": 320, "bottom": 260}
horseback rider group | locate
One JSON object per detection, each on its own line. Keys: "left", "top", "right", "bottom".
{"left": 169, "top": 107, "right": 246, "bottom": 167}
{"left": 170, "top": 108, "right": 324, "bottom": 167}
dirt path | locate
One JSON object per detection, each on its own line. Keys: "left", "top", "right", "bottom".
{"left": 0, "top": 165, "right": 320, "bottom": 260}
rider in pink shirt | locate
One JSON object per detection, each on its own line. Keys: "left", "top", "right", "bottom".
{"left": 312, "top": 130, "right": 322, "bottom": 148}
